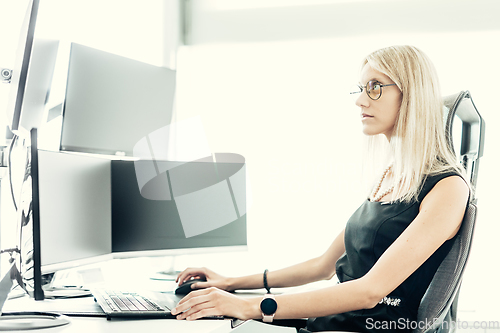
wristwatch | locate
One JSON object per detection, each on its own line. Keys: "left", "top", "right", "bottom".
{"left": 260, "top": 294, "right": 278, "bottom": 323}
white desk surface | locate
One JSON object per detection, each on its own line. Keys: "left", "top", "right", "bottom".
{"left": 2, "top": 294, "right": 301, "bottom": 333}
{"left": 0, "top": 257, "right": 236, "bottom": 333}
{"left": 14, "top": 316, "right": 231, "bottom": 333}
{"left": 3, "top": 294, "right": 233, "bottom": 333}
{"left": 0, "top": 257, "right": 316, "bottom": 332}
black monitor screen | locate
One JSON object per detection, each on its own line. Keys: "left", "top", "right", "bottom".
{"left": 111, "top": 154, "right": 247, "bottom": 255}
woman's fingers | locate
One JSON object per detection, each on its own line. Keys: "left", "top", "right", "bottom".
{"left": 176, "top": 267, "right": 207, "bottom": 285}
{"left": 174, "top": 287, "right": 209, "bottom": 308}
{"left": 175, "top": 267, "right": 230, "bottom": 291}
{"left": 191, "top": 281, "right": 210, "bottom": 290}
{"left": 182, "top": 307, "right": 218, "bottom": 321}
{"left": 172, "top": 287, "right": 254, "bottom": 321}
{"left": 172, "top": 288, "right": 214, "bottom": 315}
{"left": 175, "top": 296, "right": 216, "bottom": 320}
{"left": 175, "top": 269, "right": 195, "bottom": 283}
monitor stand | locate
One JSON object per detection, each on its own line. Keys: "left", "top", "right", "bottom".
{"left": 0, "top": 312, "right": 70, "bottom": 330}
{"left": 0, "top": 263, "right": 71, "bottom": 330}
{"left": 150, "top": 256, "right": 181, "bottom": 281}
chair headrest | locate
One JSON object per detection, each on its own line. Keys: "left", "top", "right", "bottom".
{"left": 443, "top": 91, "right": 485, "bottom": 190}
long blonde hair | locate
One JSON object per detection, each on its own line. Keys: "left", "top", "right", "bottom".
{"left": 363, "top": 45, "right": 467, "bottom": 203}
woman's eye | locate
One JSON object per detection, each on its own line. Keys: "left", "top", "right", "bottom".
{"left": 367, "top": 81, "right": 379, "bottom": 91}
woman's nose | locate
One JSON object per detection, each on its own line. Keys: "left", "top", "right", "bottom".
{"left": 355, "top": 91, "right": 369, "bottom": 108}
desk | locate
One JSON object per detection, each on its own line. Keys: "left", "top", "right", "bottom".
{"left": 0, "top": 258, "right": 307, "bottom": 332}
{"left": 2, "top": 294, "right": 299, "bottom": 333}
{"left": 3, "top": 295, "right": 233, "bottom": 333}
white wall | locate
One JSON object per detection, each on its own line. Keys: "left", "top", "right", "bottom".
{"left": 175, "top": 0, "right": 500, "bottom": 322}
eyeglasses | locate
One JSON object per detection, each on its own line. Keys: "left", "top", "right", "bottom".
{"left": 350, "top": 80, "right": 398, "bottom": 101}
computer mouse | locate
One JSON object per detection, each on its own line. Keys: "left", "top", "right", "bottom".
{"left": 175, "top": 278, "right": 207, "bottom": 295}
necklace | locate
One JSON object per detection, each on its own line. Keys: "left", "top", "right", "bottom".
{"left": 371, "top": 164, "right": 395, "bottom": 202}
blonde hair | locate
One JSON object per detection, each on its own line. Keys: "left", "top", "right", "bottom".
{"left": 362, "top": 45, "right": 467, "bottom": 203}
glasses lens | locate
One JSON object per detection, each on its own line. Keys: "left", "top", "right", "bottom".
{"left": 367, "top": 80, "right": 381, "bottom": 100}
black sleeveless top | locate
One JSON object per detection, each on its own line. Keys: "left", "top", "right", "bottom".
{"left": 306, "top": 171, "right": 464, "bottom": 332}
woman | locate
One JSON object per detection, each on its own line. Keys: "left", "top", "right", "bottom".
{"left": 171, "top": 45, "right": 470, "bottom": 332}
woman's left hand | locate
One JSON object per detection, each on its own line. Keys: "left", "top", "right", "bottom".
{"left": 171, "top": 287, "right": 258, "bottom": 321}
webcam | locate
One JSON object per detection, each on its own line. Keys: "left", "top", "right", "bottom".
{"left": 1, "top": 68, "right": 12, "bottom": 83}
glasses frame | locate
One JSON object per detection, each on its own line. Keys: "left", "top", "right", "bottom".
{"left": 350, "top": 80, "right": 398, "bottom": 101}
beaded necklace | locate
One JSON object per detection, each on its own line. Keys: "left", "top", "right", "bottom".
{"left": 370, "top": 164, "right": 395, "bottom": 202}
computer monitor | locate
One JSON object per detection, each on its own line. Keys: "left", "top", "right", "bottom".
{"left": 12, "top": 133, "right": 112, "bottom": 301}
{"left": 33, "top": 151, "right": 247, "bottom": 284}
{"left": 111, "top": 154, "right": 247, "bottom": 258}
{"left": 37, "top": 150, "right": 112, "bottom": 276}
{"left": 4, "top": 0, "right": 57, "bottom": 136}
{"left": 11, "top": 129, "right": 72, "bottom": 328}
{"left": 53, "top": 43, "right": 176, "bottom": 156}
{"left": 5, "top": 0, "right": 39, "bottom": 134}
{"left": 5, "top": 37, "right": 59, "bottom": 256}
{"left": 18, "top": 128, "right": 44, "bottom": 300}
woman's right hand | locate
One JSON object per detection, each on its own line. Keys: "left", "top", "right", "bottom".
{"left": 176, "top": 267, "right": 233, "bottom": 292}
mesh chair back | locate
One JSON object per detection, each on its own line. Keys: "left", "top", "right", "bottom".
{"left": 415, "top": 91, "right": 484, "bottom": 333}
{"left": 416, "top": 203, "right": 477, "bottom": 333}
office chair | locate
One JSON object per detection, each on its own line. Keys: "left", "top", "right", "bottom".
{"left": 415, "top": 90, "right": 485, "bottom": 333}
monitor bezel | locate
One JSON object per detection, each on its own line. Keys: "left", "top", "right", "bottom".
{"left": 29, "top": 128, "right": 44, "bottom": 300}
{"left": 111, "top": 245, "right": 248, "bottom": 261}
{"left": 7, "top": 0, "right": 40, "bottom": 134}
{"left": 16, "top": 128, "right": 45, "bottom": 300}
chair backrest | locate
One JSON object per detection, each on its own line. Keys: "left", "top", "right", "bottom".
{"left": 415, "top": 91, "right": 485, "bottom": 333}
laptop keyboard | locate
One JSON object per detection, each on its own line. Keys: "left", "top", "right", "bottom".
{"left": 93, "top": 289, "right": 223, "bottom": 320}
{"left": 93, "top": 289, "right": 170, "bottom": 313}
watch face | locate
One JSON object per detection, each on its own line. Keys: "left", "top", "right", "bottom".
{"left": 260, "top": 297, "right": 278, "bottom": 315}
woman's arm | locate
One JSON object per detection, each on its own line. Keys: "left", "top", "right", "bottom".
{"left": 274, "top": 175, "right": 469, "bottom": 320}
{"left": 176, "top": 228, "right": 346, "bottom": 291}
{"left": 172, "top": 176, "right": 469, "bottom": 321}
{"left": 230, "top": 228, "right": 346, "bottom": 290}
